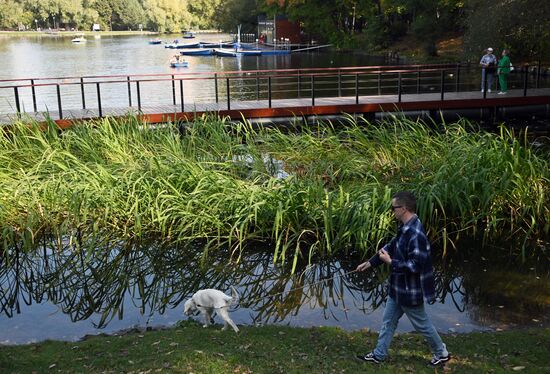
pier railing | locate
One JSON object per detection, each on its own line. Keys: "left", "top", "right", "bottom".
{"left": 0, "top": 62, "right": 548, "bottom": 122}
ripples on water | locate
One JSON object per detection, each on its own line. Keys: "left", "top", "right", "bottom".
{"left": 0, "top": 236, "right": 548, "bottom": 344}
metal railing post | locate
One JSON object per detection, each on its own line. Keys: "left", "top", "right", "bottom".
{"left": 440, "top": 70, "right": 445, "bottom": 101}
{"left": 455, "top": 63, "right": 460, "bottom": 93}
{"left": 338, "top": 69, "right": 342, "bottom": 97}
{"left": 355, "top": 73, "right": 359, "bottom": 104}
{"left": 268, "top": 77, "right": 272, "bottom": 108}
{"left": 215, "top": 73, "right": 219, "bottom": 103}
{"left": 127, "top": 76, "right": 132, "bottom": 107}
{"left": 256, "top": 72, "right": 260, "bottom": 100}
{"left": 79, "top": 77, "right": 86, "bottom": 109}
{"left": 31, "top": 79, "right": 37, "bottom": 112}
{"left": 297, "top": 70, "right": 301, "bottom": 98}
{"left": 398, "top": 72, "right": 402, "bottom": 102}
{"left": 180, "top": 79, "right": 184, "bottom": 112}
{"left": 56, "top": 84, "right": 63, "bottom": 119}
{"left": 536, "top": 60, "right": 541, "bottom": 89}
{"left": 416, "top": 71, "right": 420, "bottom": 93}
{"left": 14, "top": 87, "right": 21, "bottom": 113}
{"left": 171, "top": 75, "right": 176, "bottom": 105}
{"left": 96, "top": 82, "right": 102, "bottom": 117}
{"left": 378, "top": 72, "right": 382, "bottom": 95}
{"left": 311, "top": 75, "right": 315, "bottom": 106}
{"left": 137, "top": 80, "right": 141, "bottom": 111}
{"left": 226, "top": 78, "right": 230, "bottom": 110}
{"left": 523, "top": 65, "right": 529, "bottom": 96}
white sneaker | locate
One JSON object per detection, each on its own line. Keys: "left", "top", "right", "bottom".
{"left": 481, "top": 89, "right": 484, "bottom": 92}
{"left": 429, "top": 343, "right": 451, "bottom": 367}
{"left": 488, "top": 89, "right": 492, "bottom": 93}
{"left": 497, "top": 91, "right": 507, "bottom": 95}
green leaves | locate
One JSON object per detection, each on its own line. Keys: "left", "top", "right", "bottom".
{"left": 0, "top": 115, "right": 548, "bottom": 271}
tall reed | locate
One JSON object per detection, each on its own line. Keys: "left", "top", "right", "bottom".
{"left": 0, "top": 115, "right": 547, "bottom": 271}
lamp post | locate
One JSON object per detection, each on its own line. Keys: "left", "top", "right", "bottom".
{"left": 34, "top": 19, "right": 38, "bottom": 31}
{"left": 53, "top": 16, "right": 56, "bottom": 30}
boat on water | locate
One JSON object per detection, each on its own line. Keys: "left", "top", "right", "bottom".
{"left": 200, "top": 42, "right": 234, "bottom": 48}
{"left": 149, "top": 38, "right": 162, "bottom": 45}
{"left": 183, "top": 31, "right": 195, "bottom": 39}
{"left": 169, "top": 55, "right": 189, "bottom": 68}
{"left": 179, "top": 48, "right": 212, "bottom": 56}
{"left": 213, "top": 48, "right": 262, "bottom": 57}
{"left": 170, "top": 61, "right": 189, "bottom": 67}
{"left": 71, "top": 34, "right": 87, "bottom": 43}
{"left": 165, "top": 41, "right": 201, "bottom": 49}
{"left": 212, "top": 25, "right": 262, "bottom": 57}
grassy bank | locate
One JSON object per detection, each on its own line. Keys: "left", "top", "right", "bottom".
{"left": 1, "top": 322, "right": 549, "bottom": 373}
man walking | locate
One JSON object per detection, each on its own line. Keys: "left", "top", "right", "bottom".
{"left": 355, "top": 191, "right": 450, "bottom": 367}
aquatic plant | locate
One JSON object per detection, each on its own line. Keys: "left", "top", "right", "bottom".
{"left": 0, "top": 115, "right": 548, "bottom": 271}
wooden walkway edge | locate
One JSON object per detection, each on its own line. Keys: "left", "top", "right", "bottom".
{"left": 2, "top": 88, "right": 550, "bottom": 129}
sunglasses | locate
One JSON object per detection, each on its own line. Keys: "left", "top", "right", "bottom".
{"left": 390, "top": 205, "right": 403, "bottom": 211}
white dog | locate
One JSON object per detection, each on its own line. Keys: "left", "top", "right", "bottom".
{"left": 183, "top": 287, "right": 240, "bottom": 333}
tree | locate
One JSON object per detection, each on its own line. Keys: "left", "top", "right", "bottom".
{"left": 142, "top": 0, "right": 191, "bottom": 32}
{"left": 187, "top": 0, "right": 222, "bottom": 30}
{"left": 214, "top": 0, "right": 258, "bottom": 34}
{"left": 0, "top": 0, "right": 29, "bottom": 29}
{"left": 463, "top": 0, "right": 550, "bottom": 61}
{"left": 112, "top": 0, "right": 144, "bottom": 30}
{"left": 261, "top": 0, "right": 358, "bottom": 47}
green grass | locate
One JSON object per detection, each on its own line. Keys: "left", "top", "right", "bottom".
{"left": 1, "top": 322, "right": 549, "bottom": 373}
{"left": 0, "top": 115, "right": 548, "bottom": 270}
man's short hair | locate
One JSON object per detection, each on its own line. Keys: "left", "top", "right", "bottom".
{"left": 392, "top": 191, "right": 417, "bottom": 213}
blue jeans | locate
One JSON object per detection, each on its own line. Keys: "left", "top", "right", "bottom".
{"left": 373, "top": 296, "right": 446, "bottom": 360}
{"left": 481, "top": 69, "right": 494, "bottom": 91}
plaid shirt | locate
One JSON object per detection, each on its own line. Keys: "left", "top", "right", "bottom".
{"left": 369, "top": 215, "right": 436, "bottom": 306}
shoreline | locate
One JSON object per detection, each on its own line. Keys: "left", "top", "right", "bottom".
{"left": 0, "top": 30, "right": 223, "bottom": 37}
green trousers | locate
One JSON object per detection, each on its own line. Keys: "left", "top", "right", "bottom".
{"left": 498, "top": 73, "right": 509, "bottom": 92}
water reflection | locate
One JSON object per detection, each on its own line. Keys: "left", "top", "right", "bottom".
{"left": 0, "top": 236, "right": 548, "bottom": 344}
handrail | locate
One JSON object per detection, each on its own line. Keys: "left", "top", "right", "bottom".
{"left": 0, "top": 63, "right": 462, "bottom": 87}
{"left": 2, "top": 61, "right": 547, "bottom": 87}
{"left": 0, "top": 67, "right": 456, "bottom": 90}
{"left": 1, "top": 62, "right": 548, "bottom": 123}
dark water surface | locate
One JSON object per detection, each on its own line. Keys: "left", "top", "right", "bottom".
{"left": 0, "top": 238, "right": 548, "bottom": 345}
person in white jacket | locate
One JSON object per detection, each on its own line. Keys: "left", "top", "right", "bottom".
{"left": 480, "top": 47, "right": 498, "bottom": 93}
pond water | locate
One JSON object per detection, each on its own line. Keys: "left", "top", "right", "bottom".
{"left": 0, "top": 33, "right": 395, "bottom": 114}
{"left": 0, "top": 238, "right": 548, "bottom": 345}
{"left": 1, "top": 33, "right": 549, "bottom": 345}
{"left": 1, "top": 33, "right": 547, "bottom": 120}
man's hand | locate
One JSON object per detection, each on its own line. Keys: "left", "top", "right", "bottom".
{"left": 356, "top": 261, "right": 371, "bottom": 272}
{"left": 378, "top": 249, "right": 392, "bottom": 264}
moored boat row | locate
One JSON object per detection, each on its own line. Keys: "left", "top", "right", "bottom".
{"left": 211, "top": 48, "right": 262, "bottom": 57}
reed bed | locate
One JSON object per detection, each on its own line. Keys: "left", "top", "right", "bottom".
{"left": 0, "top": 115, "right": 548, "bottom": 270}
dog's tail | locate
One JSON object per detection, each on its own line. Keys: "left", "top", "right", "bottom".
{"left": 230, "top": 286, "right": 240, "bottom": 306}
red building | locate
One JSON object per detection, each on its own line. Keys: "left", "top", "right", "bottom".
{"left": 258, "top": 14, "right": 302, "bottom": 44}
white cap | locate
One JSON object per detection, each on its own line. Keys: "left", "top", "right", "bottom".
{"left": 487, "top": 47, "right": 493, "bottom": 52}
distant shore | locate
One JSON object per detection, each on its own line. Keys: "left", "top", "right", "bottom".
{"left": 0, "top": 30, "right": 223, "bottom": 37}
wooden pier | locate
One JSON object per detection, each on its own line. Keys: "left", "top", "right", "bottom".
{"left": 1, "top": 64, "right": 549, "bottom": 128}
